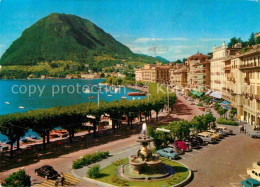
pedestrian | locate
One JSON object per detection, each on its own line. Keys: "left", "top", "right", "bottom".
{"left": 60, "top": 173, "right": 65, "bottom": 186}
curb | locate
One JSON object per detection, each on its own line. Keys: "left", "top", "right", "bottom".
{"left": 172, "top": 160, "right": 193, "bottom": 187}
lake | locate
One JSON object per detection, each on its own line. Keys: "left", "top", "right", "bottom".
{"left": 0, "top": 79, "right": 146, "bottom": 141}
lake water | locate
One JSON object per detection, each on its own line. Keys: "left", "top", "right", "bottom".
{"left": 0, "top": 79, "right": 146, "bottom": 141}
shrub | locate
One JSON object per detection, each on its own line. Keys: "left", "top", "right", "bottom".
{"left": 112, "top": 159, "right": 126, "bottom": 166}
{"left": 111, "top": 176, "right": 129, "bottom": 186}
{"left": 197, "top": 103, "right": 203, "bottom": 107}
{"left": 216, "top": 117, "right": 238, "bottom": 126}
{"left": 72, "top": 151, "right": 109, "bottom": 169}
{"left": 2, "top": 169, "right": 31, "bottom": 187}
{"left": 87, "top": 165, "right": 100, "bottom": 178}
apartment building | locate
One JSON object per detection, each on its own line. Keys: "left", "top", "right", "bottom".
{"left": 135, "top": 63, "right": 173, "bottom": 83}
{"left": 210, "top": 42, "right": 242, "bottom": 92}
{"left": 169, "top": 65, "right": 187, "bottom": 88}
{"left": 223, "top": 44, "right": 260, "bottom": 128}
{"left": 186, "top": 53, "right": 210, "bottom": 92}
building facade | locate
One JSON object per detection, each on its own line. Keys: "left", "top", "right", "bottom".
{"left": 222, "top": 44, "right": 260, "bottom": 128}
{"left": 169, "top": 65, "right": 187, "bottom": 87}
{"left": 186, "top": 53, "right": 210, "bottom": 92}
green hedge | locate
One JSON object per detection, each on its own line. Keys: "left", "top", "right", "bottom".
{"left": 87, "top": 165, "right": 101, "bottom": 178}
{"left": 216, "top": 117, "right": 238, "bottom": 126}
{"left": 73, "top": 151, "right": 109, "bottom": 169}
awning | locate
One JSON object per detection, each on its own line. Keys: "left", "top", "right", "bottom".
{"left": 221, "top": 100, "right": 230, "bottom": 105}
{"left": 223, "top": 105, "right": 231, "bottom": 109}
{"left": 191, "top": 90, "right": 203, "bottom": 97}
{"left": 205, "top": 90, "right": 212, "bottom": 95}
{"left": 209, "top": 91, "right": 222, "bottom": 99}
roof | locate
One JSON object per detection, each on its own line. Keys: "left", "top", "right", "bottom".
{"left": 188, "top": 52, "right": 209, "bottom": 61}
{"left": 209, "top": 91, "right": 222, "bottom": 99}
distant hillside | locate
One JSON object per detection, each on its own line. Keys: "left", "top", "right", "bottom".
{"left": 0, "top": 13, "right": 164, "bottom": 66}
{"left": 155, "top": 56, "right": 170, "bottom": 63}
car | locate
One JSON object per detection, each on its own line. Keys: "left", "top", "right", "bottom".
{"left": 190, "top": 102, "right": 195, "bottom": 105}
{"left": 35, "top": 165, "right": 60, "bottom": 180}
{"left": 156, "top": 148, "right": 179, "bottom": 160}
{"left": 249, "top": 131, "right": 260, "bottom": 138}
{"left": 253, "top": 161, "right": 260, "bottom": 169}
{"left": 171, "top": 141, "right": 191, "bottom": 152}
{"left": 202, "top": 131, "right": 221, "bottom": 140}
{"left": 168, "top": 144, "right": 184, "bottom": 154}
{"left": 215, "top": 128, "right": 228, "bottom": 136}
{"left": 247, "top": 168, "right": 260, "bottom": 181}
{"left": 197, "top": 133, "right": 216, "bottom": 143}
{"left": 185, "top": 138, "right": 201, "bottom": 149}
{"left": 217, "top": 126, "right": 233, "bottom": 135}
{"left": 187, "top": 97, "right": 194, "bottom": 101}
{"left": 207, "top": 129, "right": 224, "bottom": 138}
{"left": 190, "top": 136, "right": 207, "bottom": 146}
{"left": 241, "top": 178, "right": 260, "bottom": 187}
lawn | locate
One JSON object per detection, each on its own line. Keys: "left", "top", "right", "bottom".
{"left": 94, "top": 158, "right": 190, "bottom": 187}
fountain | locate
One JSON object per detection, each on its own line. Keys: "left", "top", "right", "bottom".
{"left": 119, "top": 123, "right": 174, "bottom": 181}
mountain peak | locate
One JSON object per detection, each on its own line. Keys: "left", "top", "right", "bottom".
{"left": 0, "top": 13, "right": 133, "bottom": 65}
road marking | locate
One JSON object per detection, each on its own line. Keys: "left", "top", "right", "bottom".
{"left": 185, "top": 153, "right": 193, "bottom": 156}
{"left": 203, "top": 147, "right": 208, "bottom": 149}
{"left": 239, "top": 174, "right": 247, "bottom": 180}
{"left": 181, "top": 157, "right": 186, "bottom": 159}
{"left": 192, "top": 149, "right": 200, "bottom": 152}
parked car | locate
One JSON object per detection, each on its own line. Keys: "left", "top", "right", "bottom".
{"left": 185, "top": 138, "right": 201, "bottom": 149}
{"left": 190, "top": 102, "right": 195, "bottom": 105}
{"left": 217, "top": 126, "right": 233, "bottom": 135}
{"left": 173, "top": 141, "right": 191, "bottom": 152}
{"left": 205, "top": 108, "right": 212, "bottom": 115}
{"left": 190, "top": 136, "right": 207, "bottom": 146}
{"left": 202, "top": 131, "right": 221, "bottom": 140}
{"left": 168, "top": 144, "right": 184, "bottom": 154}
{"left": 247, "top": 168, "right": 260, "bottom": 181}
{"left": 197, "top": 133, "right": 216, "bottom": 144}
{"left": 249, "top": 131, "right": 260, "bottom": 138}
{"left": 252, "top": 161, "right": 260, "bottom": 169}
{"left": 35, "top": 165, "right": 60, "bottom": 180}
{"left": 156, "top": 148, "right": 179, "bottom": 160}
{"left": 241, "top": 178, "right": 260, "bottom": 187}
{"left": 207, "top": 129, "right": 224, "bottom": 138}
{"left": 215, "top": 128, "right": 228, "bottom": 136}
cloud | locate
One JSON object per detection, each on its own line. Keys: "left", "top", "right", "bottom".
{"left": 0, "top": 44, "right": 5, "bottom": 48}
{"left": 199, "top": 38, "right": 229, "bottom": 42}
{"left": 135, "top": 37, "right": 188, "bottom": 43}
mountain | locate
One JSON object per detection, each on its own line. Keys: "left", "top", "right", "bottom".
{"left": 0, "top": 13, "right": 137, "bottom": 66}
{"left": 155, "top": 56, "right": 170, "bottom": 63}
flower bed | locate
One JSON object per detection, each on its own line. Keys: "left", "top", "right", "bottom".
{"left": 216, "top": 117, "right": 238, "bottom": 126}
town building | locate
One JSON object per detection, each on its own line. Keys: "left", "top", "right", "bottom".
{"left": 223, "top": 44, "right": 260, "bottom": 128}
{"left": 186, "top": 53, "right": 210, "bottom": 92}
{"left": 169, "top": 65, "right": 187, "bottom": 91}
{"left": 210, "top": 42, "right": 242, "bottom": 93}
{"left": 135, "top": 63, "right": 173, "bottom": 83}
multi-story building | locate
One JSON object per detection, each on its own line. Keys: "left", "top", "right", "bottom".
{"left": 210, "top": 42, "right": 242, "bottom": 92}
{"left": 169, "top": 65, "right": 187, "bottom": 88}
{"left": 186, "top": 53, "right": 210, "bottom": 92}
{"left": 135, "top": 63, "right": 173, "bottom": 83}
{"left": 135, "top": 69, "right": 143, "bottom": 82}
{"left": 223, "top": 44, "right": 260, "bottom": 128}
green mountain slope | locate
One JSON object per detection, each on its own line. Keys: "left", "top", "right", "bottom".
{"left": 0, "top": 13, "right": 136, "bottom": 66}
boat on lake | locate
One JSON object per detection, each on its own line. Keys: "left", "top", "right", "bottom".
{"left": 19, "top": 106, "right": 25, "bottom": 109}
{"left": 89, "top": 96, "right": 95, "bottom": 99}
{"left": 127, "top": 92, "right": 146, "bottom": 96}
{"left": 4, "top": 102, "right": 10, "bottom": 105}
{"left": 84, "top": 89, "right": 91, "bottom": 93}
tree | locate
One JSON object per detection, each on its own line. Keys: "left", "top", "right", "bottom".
{"left": 1, "top": 169, "right": 31, "bottom": 187}
{"left": 256, "top": 37, "right": 260, "bottom": 45}
{"left": 248, "top": 32, "right": 255, "bottom": 46}
{"left": 228, "top": 37, "right": 242, "bottom": 48}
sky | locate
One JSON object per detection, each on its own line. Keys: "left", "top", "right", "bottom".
{"left": 0, "top": 0, "right": 259, "bottom": 61}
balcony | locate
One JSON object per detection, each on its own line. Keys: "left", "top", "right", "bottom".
{"left": 255, "top": 95, "right": 260, "bottom": 102}
{"left": 239, "top": 62, "right": 259, "bottom": 69}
